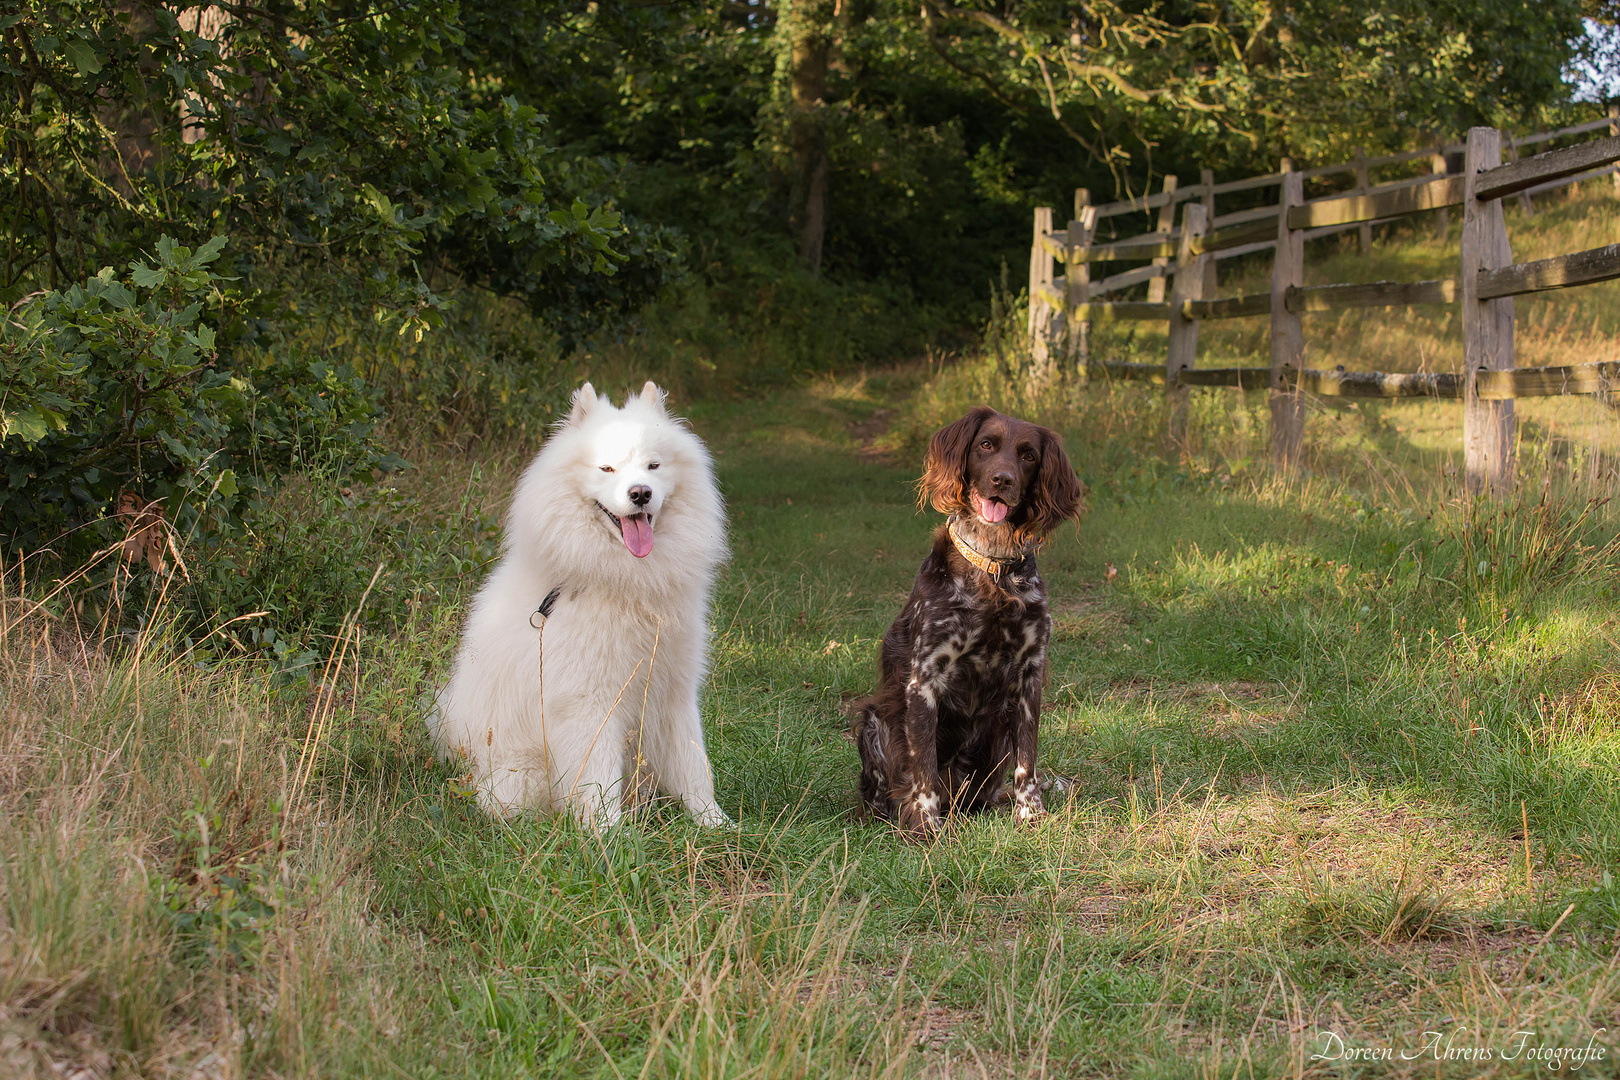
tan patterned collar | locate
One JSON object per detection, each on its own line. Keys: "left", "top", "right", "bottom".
{"left": 947, "top": 517, "right": 1043, "bottom": 577}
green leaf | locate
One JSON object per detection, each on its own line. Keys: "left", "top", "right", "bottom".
{"left": 130, "top": 263, "right": 166, "bottom": 289}
{"left": 63, "top": 38, "right": 102, "bottom": 77}
{"left": 195, "top": 235, "right": 229, "bottom": 264}
{"left": 2, "top": 410, "right": 50, "bottom": 446}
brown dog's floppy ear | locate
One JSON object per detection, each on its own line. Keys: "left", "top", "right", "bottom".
{"left": 1023, "top": 425, "right": 1085, "bottom": 535}
{"left": 918, "top": 406, "right": 997, "bottom": 513}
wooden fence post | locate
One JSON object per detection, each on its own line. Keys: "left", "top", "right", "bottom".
{"left": 1066, "top": 190, "right": 1093, "bottom": 381}
{"left": 1461, "top": 127, "right": 1516, "bottom": 497}
{"left": 1431, "top": 146, "right": 1450, "bottom": 239}
{"left": 1147, "top": 174, "right": 1178, "bottom": 303}
{"left": 1200, "top": 168, "right": 1217, "bottom": 291}
{"left": 1028, "top": 206, "right": 1055, "bottom": 376}
{"left": 1269, "top": 168, "right": 1306, "bottom": 470}
{"left": 1610, "top": 105, "right": 1619, "bottom": 195}
{"left": 1353, "top": 148, "right": 1373, "bottom": 253}
{"left": 1166, "top": 202, "right": 1208, "bottom": 453}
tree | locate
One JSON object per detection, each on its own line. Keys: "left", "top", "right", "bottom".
{"left": 0, "top": 2, "right": 676, "bottom": 331}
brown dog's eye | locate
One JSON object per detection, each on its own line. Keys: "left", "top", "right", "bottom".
{"left": 979, "top": 439, "right": 994, "bottom": 450}
{"left": 599, "top": 465, "right": 615, "bottom": 473}
{"left": 1023, "top": 451, "right": 1037, "bottom": 462}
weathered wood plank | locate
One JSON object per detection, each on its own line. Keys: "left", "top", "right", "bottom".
{"left": 1166, "top": 203, "right": 1208, "bottom": 449}
{"left": 1302, "top": 215, "right": 1422, "bottom": 242}
{"left": 1431, "top": 148, "right": 1451, "bottom": 239}
{"left": 1474, "top": 134, "right": 1620, "bottom": 202}
{"left": 1067, "top": 301, "right": 1172, "bottom": 321}
{"left": 1353, "top": 148, "right": 1374, "bottom": 253}
{"left": 1364, "top": 146, "right": 1438, "bottom": 169}
{"left": 1525, "top": 163, "right": 1619, "bottom": 197}
{"left": 1029, "top": 206, "right": 1056, "bottom": 357}
{"left": 1461, "top": 126, "right": 1516, "bottom": 496}
{"left": 1184, "top": 293, "right": 1271, "bottom": 320}
{"left": 1113, "top": 360, "right": 1617, "bottom": 400}
{"left": 1476, "top": 362, "right": 1620, "bottom": 399}
{"left": 1270, "top": 170, "right": 1307, "bottom": 469}
{"left": 1211, "top": 204, "right": 1278, "bottom": 229}
{"left": 1066, "top": 236, "right": 1179, "bottom": 263}
{"left": 1191, "top": 218, "right": 1278, "bottom": 255}
{"left": 1210, "top": 171, "right": 1285, "bottom": 195}
{"left": 1066, "top": 201, "right": 1095, "bottom": 376}
{"left": 1612, "top": 106, "right": 1620, "bottom": 197}
{"left": 1291, "top": 368, "right": 1463, "bottom": 398}
{"left": 1089, "top": 263, "right": 1168, "bottom": 297}
{"left": 1211, "top": 239, "right": 1277, "bottom": 261}
{"left": 1093, "top": 189, "right": 1173, "bottom": 218}
{"left": 1093, "top": 182, "right": 1208, "bottom": 218}
{"left": 1147, "top": 176, "right": 1179, "bottom": 303}
{"left": 1181, "top": 367, "right": 1273, "bottom": 388}
{"left": 1514, "top": 116, "right": 1615, "bottom": 146}
{"left": 1101, "top": 362, "right": 1270, "bottom": 388}
{"left": 1287, "top": 176, "right": 1465, "bottom": 229}
{"left": 1100, "top": 362, "right": 1169, "bottom": 384}
{"left": 1288, "top": 279, "right": 1459, "bottom": 312}
{"left": 1300, "top": 161, "right": 1357, "bottom": 180}
{"left": 1035, "top": 281, "right": 1065, "bottom": 310}
{"left": 1477, "top": 243, "right": 1620, "bottom": 300}
{"left": 1087, "top": 119, "right": 1604, "bottom": 224}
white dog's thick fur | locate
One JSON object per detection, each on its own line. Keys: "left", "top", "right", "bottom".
{"left": 430, "top": 381, "right": 730, "bottom": 827}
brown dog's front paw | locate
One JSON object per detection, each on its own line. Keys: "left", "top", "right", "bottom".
{"left": 896, "top": 790, "right": 945, "bottom": 841}
{"left": 1012, "top": 778, "right": 1045, "bottom": 824}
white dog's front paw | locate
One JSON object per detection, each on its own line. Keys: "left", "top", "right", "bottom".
{"left": 692, "top": 804, "right": 736, "bottom": 829}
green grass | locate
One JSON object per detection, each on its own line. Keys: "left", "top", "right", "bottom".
{"left": 5, "top": 362, "right": 1620, "bottom": 1078}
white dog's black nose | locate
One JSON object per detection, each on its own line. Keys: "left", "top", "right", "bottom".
{"left": 629, "top": 484, "right": 652, "bottom": 508}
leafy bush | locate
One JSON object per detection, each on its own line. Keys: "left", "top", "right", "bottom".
{"left": 0, "top": 236, "right": 393, "bottom": 561}
{"left": 3, "top": 4, "right": 676, "bottom": 333}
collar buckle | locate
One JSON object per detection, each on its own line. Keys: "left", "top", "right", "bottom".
{"left": 947, "top": 518, "right": 1042, "bottom": 577}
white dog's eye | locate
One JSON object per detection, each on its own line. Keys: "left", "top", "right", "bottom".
{"left": 600, "top": 465, "right": 615, "bottom": 473}
{"left": 648, "top": 462, "right": 660, "bottom": 470}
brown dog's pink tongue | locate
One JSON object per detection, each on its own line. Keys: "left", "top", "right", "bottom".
{"left": 621, "top": 513, "right": 654, "bottom": 558}
{"left": 974, "top": 493, "right": 1008, "bottom": 523}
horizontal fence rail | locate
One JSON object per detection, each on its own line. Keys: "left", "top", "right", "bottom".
{"left": 1098, "top": 360, "right": 1619, "bottom": 400}
{"left": 1082, "top": 115, "right": 1619, "bottom": 226}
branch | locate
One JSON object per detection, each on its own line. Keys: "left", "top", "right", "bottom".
{"left": 929, "top": 1, "right": 1180, "bottom": 108}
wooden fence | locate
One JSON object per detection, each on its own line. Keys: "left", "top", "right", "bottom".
{"left": 1028, "top": 115, "right": 1620, "bottom": 494}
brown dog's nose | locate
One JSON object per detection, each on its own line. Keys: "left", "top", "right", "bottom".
{"left": 991, "top": 470, "right": 1014, "bottom": 490}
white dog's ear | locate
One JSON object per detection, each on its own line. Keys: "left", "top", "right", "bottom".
{"left": 639, "top": 381, "right": 668, "bottom": 412}
{"left": 569, "top": 382, "right": 599, "bottom": 424}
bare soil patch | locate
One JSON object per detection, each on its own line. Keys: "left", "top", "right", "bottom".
{"left": 846, "top": 408, "right": 898, "bottom": 463}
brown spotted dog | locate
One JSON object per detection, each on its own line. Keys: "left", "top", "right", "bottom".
{"left": 852, "top": 406, "right": 1083, "bottom": 837}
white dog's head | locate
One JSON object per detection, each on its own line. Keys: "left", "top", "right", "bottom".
{"left": 562, "top": 380, "right": 687, "bottom": 559}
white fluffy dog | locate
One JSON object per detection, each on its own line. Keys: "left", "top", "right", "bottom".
{"left": 431, "top": 381, "right": 731, "bottom": 827}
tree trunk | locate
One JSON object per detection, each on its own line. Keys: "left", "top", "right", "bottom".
{"left": 788, "top": 20, "right": 830, "bottom": 273}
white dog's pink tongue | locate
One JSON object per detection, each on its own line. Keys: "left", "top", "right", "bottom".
{"left": 622, "top": 514, "right": 654, "bottom": 558}
{"left": 974, "top": 493, "right": 1008, "bottom": 523}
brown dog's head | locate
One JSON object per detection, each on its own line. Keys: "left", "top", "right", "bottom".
{"left": 917, "top": 406, "right": 1084, "bottom": 538}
